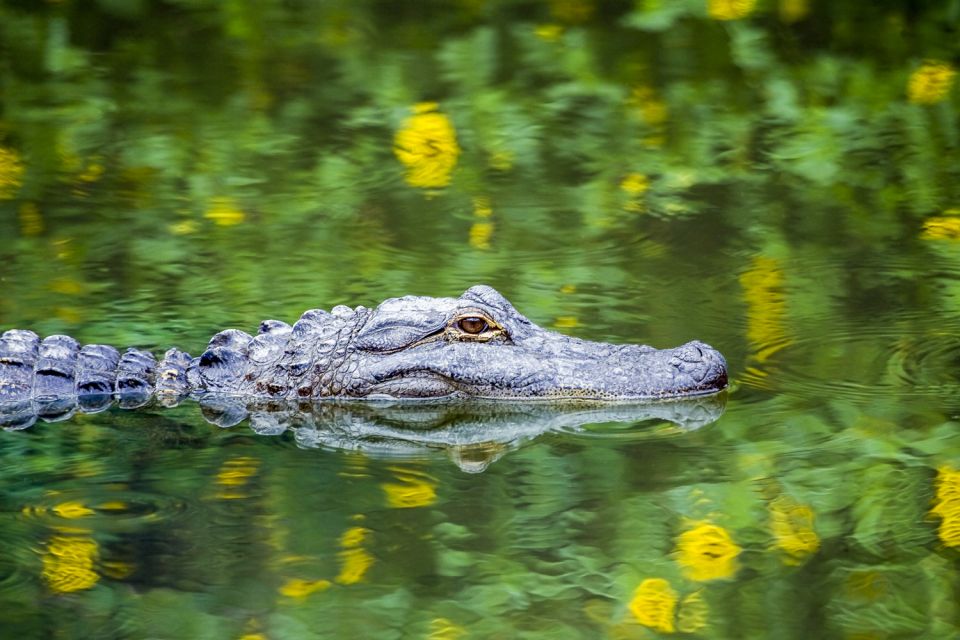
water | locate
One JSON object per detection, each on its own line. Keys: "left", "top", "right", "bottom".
{"left": 2, "top": 1, "right": 960, "bottom": 638}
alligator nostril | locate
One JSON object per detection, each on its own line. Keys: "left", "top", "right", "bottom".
{"left": 674, "top": 342, "right": 707, "bottom": 364}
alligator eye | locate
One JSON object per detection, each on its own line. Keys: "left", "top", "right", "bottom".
{"left": 457, "top": 317, "right": 488, "bottom": 335}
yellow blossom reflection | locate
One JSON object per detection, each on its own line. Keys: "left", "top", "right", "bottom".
{"left": 907, "top": 60, "right": 956, "bottom": 105}
{"left": 0, "top": 145, "right": 25, "bottom": 199}
{"left": 629, "top": 86, "right": 669, "bottom": 128}
{"left": 534, "top": 24, "right": 564, "bottom": 42}
{"left": 382, "top": 466, "right": 438, "bottom": 508}
{"left": 336, "top": 525, "right": 374, "bottom": 585}
{"left": 921, "top": 214, "right": 960, "bottom": 241}
{"left": 628, "top": 85, "right": 668, "bottom": 147}
{"left": 930, "top": 466, "right": 960, "bottom": 547}
{"left": 473, "top": 196, "right": 493, "bottom": 218}
{"left": 214, "top": 456, "right": 260, "bottom": 499}
{"left": 279, "top": 577, "right": 332, "bottom": 598}
{"left": 469, "top": 222, "right": 494, "bottom": 250}
{"left": 204, "top": 196, "right": 246, "bottom": 226}
{"left": 18, "top": 202, "right": 44, "bottom": 236}
{"left": 629, "top": 578, "right": 677, "bottom": 633}
{"left": 740, "top": 256, "right": 791, "bottom": 367}
{"left": 488, "top": 149, "right": 514, "bottom": 171}
{"left": 707, "top": 0, "right": 757, "bottom": 20}
{"left": 769, "top": 495, "right": 820, "bottom": 563}
{"left": 428, "top": 617, "right": 468, "bottom": 640}
{"left": 76, "top": 160, "right": 104, "bottom": 183}
{"left": 675, "top": 522, "right": 741, "bottom": 581}
{"left": 50, "top": 278, "right": 84, "bottom": 295}
{"left": 469, "top": 197, "right": 495, "bottom": 249}
{"left": 621, "top": 172, "right": 650, "bottom": 196}
{"left": 42, "top": 535, "right": 100, "bottom": 593}
{"left": 677, "top": 590, "right": 710, "bottom": 633}
{"left": 170, "top": 219, "right": 199, "bottom": 235}
{"left": 394, "top": 103, "right": 461, "bottom": 189}
{"left": 621, "top": 172, "right": 650, "bottom": 213}
{"left": 52, "top": 501, "right": 96, "bottom": 519}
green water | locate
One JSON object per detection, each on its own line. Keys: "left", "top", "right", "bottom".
{"left": 2, "top": 0, "right": 960, "bottom": 638}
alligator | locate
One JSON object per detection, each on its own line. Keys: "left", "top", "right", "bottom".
{"left": 0, "top": 285, "right": 727, "bottom": 427}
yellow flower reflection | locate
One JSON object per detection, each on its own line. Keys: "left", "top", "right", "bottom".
{"left": 534, "top": 24, "right": 564, "bottom": 42}
{"left": 628, "top": 86, "right": 669, "bottom": 128}
{"left": 921, "top": 214, "right": 960, "bottom": 241}
{"left": 740, "top": 256, "right": 791, "bottom": 365}
{"left": 931, "top": 466, "right": 960, "bottom": 547}
{"left": 204, "top": 196, "right": 246, "bottom": 226}
{"left": 279, "top": 577, "right": 332, "bottom": 598}
{"left": 19, "top": 202, "right": 44, "bottom": 236}
{"left": 907, "top": 60, "right": 956, "bottom": 105}
{"left": 214, "top": 456, "right": 260, "bottom": 499}
{"left": 629, "top": 578, "right": 677, "bottom": 633}
{"left": 621, "top": 172, "right": 650, "bottom": 213}
{"left": 0, "top": 145, "right": 25, "bottom": 199}
{"left": 52, "top": 501, "right": 96, "bottom": 519}
{"left": 394, "top": 103, "right": 461, "bottom": 189}
{"left": 469, "top": 222, "right": 494, "bottom": 249}
{"left": 428, "top": 617, "right": 468, "bottom": 640}
{"left": 677, "top": 590, "right": 709, "bottom": 633}
{"left": 382, "top": 466, "right": 438, "bottom": 508}
{"left": 336, "top": 525, "right": 374, "bottom": 585}
{"left": 469, "top": 197, "right": 495, "bottom": 249}
{"left": 675, "top": 522, "right": 741, "bottom": 581}
{"left": 707, "top": 0, "right": 757, "bottom": 20}
{"left": 621, "top": 172, "right": 650, "bottom": 196}
{"left": 769, "top": 495, "right": 820, "bottom": 564}
{"left": 42, "top": 535, "right": 100, "bottom": 593}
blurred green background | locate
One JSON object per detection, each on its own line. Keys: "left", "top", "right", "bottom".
{"left": 2, "top": 0, "right": 960, "bottom": 638}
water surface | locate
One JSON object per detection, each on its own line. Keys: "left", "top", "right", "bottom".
{"left": 1, "top": 1, "right": 960, "bottom": 638}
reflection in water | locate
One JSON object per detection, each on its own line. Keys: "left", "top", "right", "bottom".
{"left": 393, "top": 103, "right": 461, "bottom": 189}
{"left": 931, "top": 466, "right": 960, "bottom": 548}
{"left": 2, "top": 394, "right": 727, "bottom": 472}
{"left": 674, "top": 522, "right": 741, "bottom": 582}
{"left": 1, "top": 0, "right": 959, "bottom": 635}
{"left": 629, "top": 578, "right": 678, "bottom": 633}
{"left": 1, "top": 389, "right": 958, "bottom": 637}
{"left": 768, "top": 494, "right": 820, "bottom": 564}
{"left": 42, "top": 534, "right": 99, "bottom": 594}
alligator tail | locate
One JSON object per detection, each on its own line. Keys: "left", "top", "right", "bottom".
{"left": 0, "top": 329, "right": 194, "bottom": 409}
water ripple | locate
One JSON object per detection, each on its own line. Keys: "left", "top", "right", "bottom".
{"left": 739, "top": 315, "right": 960, "bottom": 402}
{"left": 17, "top": 489, "right": 190, "bottom": 533}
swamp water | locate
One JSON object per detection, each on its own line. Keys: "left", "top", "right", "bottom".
{"left": 1, "top": 1, "right": 960, "bottom": 638}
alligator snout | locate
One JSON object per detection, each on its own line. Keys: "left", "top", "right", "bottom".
{"left": 669, "top": 340, "right": 728, "bottom": 393}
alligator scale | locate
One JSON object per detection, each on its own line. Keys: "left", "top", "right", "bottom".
{"left": 0, "top": 286, "right": 727, "bottom": 409}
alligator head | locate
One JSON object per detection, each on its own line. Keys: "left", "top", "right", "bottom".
{"left": 339, "top": 285, "right": 727, "bottom": 400}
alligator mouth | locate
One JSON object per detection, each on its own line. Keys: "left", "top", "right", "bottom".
{"left": 364, "top": 365, "right": 729, "bottom": 401}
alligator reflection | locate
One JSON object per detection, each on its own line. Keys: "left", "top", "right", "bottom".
{"left": 1, "top": 394, "right": 726, "bottom": 472}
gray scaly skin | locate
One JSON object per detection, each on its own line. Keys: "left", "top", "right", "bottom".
{"left": 0, "top": 285, "right": 727, "bottom": 409}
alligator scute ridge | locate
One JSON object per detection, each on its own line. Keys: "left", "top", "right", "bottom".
{"left": 0, "top": 284, "right": 728, "bottom": 410}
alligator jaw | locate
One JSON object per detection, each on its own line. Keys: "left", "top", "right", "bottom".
{"left": 356, "top": 334, "right": 728, "bottom": 401}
